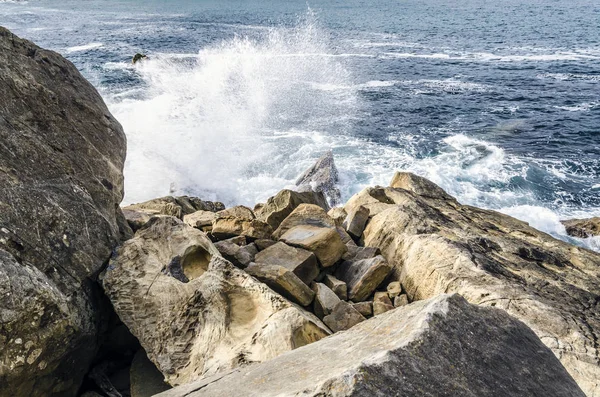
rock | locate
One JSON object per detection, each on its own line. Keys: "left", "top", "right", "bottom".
{"left": 327, "top": 207, "right": 347, "bottom": 227}
{"left": 311, "top": 283, "right": 341, "bottom": 320}
{"left": 342, "top": 245, "right": 380, "bottom": 261}
{"left": 123, "top": 208, "right": 154, "bottom": 232}
{"left": 322, "top": 301, "right": 366, "bottom": 332}
{"left": 211, "top": 217, "right": 273, "bottom": 241}
{"left": 360, "top": 172, "right": 600, "bottom": 395}
{"left": 101, "top": 216, "right": 329, "bottom": 386}
{"left": 245, "top": 262, "right": 316, "bottom": 307}
{"left": 272, "top": 204, "right": 335, "bottom": 240}
{"left": 280, "top": 225, "right": 347, "bottom": 268}
{"left": 343, "top": 205, "right": 370, "bottom": 240}
{"left": 0, "top": 28, "right": 128, "bottom": 396}
{"left": 125, "top": 196, "right": 224, "bottom": 220}
{"left": 561, "top": 217, "right": 600, "bottom": 238}
{"left": 295, "top": 151, "right": 341, "bottom": 206}
{"left": 343, "top": 186, "right": 396, "bottom": 218}
{"left": 150, "top": 294, "right": 587, "bottom": 397}
{"left": 255, "top": 242, "right": 319, "bottom": 285}
{"left": 256, "top": 189, "right": 329, "bottom": 230}
{"left": 254, "top": 239, "right": 276, "bottom": 251}
{"left": 323, "top": 274, "right": 347, "bottom": 300}
{"left": 183, "top": 210, "right": 217, "bottom": 230}
{"left": 214, "top": 239, "right": 257, "bottom": 269}
{"left": 216, "top": 205, "right": 255, "bottom": 220}
{"left": 394, "top": 294, "right": 409, "bottom": 307}
{"left": 351, "top": 301, "right": 373, "bottom": 317}
{"left": 390, "top": 171, "right": 454, "bottom": 200}
{"left": 372, "top": 291, "right": 394, "bottom": 315}
{"left": 335, "top": 255, "right": 392, "bottom": 302}
{"left": 336, "top": 226, "right": 356, "bottom": 247}
{"left": 386, "top": 281, "right": 402, "bottom": 299}
{"left": 130, "top": 349, "right": 170, "bottom": 397}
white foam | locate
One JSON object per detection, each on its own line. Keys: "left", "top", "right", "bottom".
{"left": 65, "top": 42, "right": 103, "bottom": 53}
{"left": 554, "top": 102, "right": 599, "bottom": 112}
{"left": 499, "top": 205, "right": 567, "bottom": 236}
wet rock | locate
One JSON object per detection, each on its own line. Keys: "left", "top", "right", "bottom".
{"left": 311, "top": 283, "right": 341, "bottom": 320}
{"left": 151, "top": 294, "right": 587, "bottom": 397}
{"left": 101, "top": 216, "right": 328, "bottom": 386}
{"left": 323, "top": 274, "right": 347, "bottom": 301}
{"left": 272, "top": 204, "right": 335, "bottom": 240}
{"left": 295, "top": 151, "right": 341, "bottom": 206}
{"left": 327, "top": 207, "right": 347, "bottom": 227}
{"left": 255, "top": 242, "right": 319, "bottom": 285}
{"left": 386, "top": 281, "right": 402, "bottom": 299}
{"left": 335, "top": 255, "right": 392, "bottom": 302}
{"left": 561, "top": 217, "right": 600, "bottom": 238}
{"left": 351, "top": 301, "right": 373, "bottom": 318}
{"left": 280, "top": 225, "right": 347, "bottom": 268}
{"left": 245, "top": 263, "right": 316, "bottom": 307}
{"left": 322, "top": 301, "right": 366, "bottom": 332}
{"left": 394, "top": 294, "right": 409, "bottom": 307}
{"left": 343, "top": 205, "right": 370, "bottom": 240}
{"left": 183, "top": 210, "right": 217, "bottom": 230}
{"left": 373, "top": 292, "right": 394, "bottom": 316}
{"left": 125, "top": 196, "right": 224, "bottom": 220}
{"left": 0, "top": 27, "right": 128, "bottom": 396}
{"left": 130, "top": 349, "right": 170, "bottom": 397}
{"left": 256, "top": 189, "right": 329, "bottom": 230}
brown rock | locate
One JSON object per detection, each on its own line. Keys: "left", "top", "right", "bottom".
{"left": 280, "top": 225, "right": 347, "bottom": 268}
{"left": 312, "top": 283, "right": 341, "bottom": 319}
{"left": 322, "top": 301, "right": 366, "bottom": 332}
{"left": 245, "top": 263, "right": 315, "bottom": 307}
{"left": 373, "top": 292, "right": 394, "bottom": 315}
{"left": 216, "top": 205, "right": 255, "bottom": 220}
{"left": 343, "top": 205, "right": 370, "bottom": 240}
{"left": 327, "top": 207, "right": 347, "bottom": 227}
{"left": 387, "top": 281, "right": 402, "bottom": 299}
{"left": 335, "top": 255, "right": 392, "bottom": 302}
{"left": 125, "top": 196, "right": 224, "bottom": 220}
{"left": 183, "top": 210, "right": 217, "bottom": 229}
{"left": 394, "top": 294, "right": 409, "bottom": 307}
{"left": 256, "top": 189, "right": 329, "bottom": 230}
{"left": 211, "top": 217, "right": 273, "bottom": 241}
{"left": 255, "top": 239, "right": 277, "bottom": 251}
{"left": 272, "top": 204, "right": 335, "bottom": 240}
{"left": 323, "top": 274, "right": 347, "bottom": 301}
{"left": 255, "top": 242, "right": 319, "bottom": 285}
{"left": 561, "top": 217, "right": 600, "bottom": 238}
{"left": 351, "top": 301, "right": 373, "bottom": 317}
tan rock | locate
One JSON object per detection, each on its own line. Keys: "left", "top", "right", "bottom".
{"left": 327, "top": 207, "right": 347, "bottom": 227}
{"left": 351, "top": 301, "right": 373, "bottom": 317}
{"left": 272, "top": 204, "right": 335, "bottom": 240}
{"left": 123, "top": 208, "right": 153, "bottom": 232}
{"left": 323, "top": 274, "right": 347, "bottom": 301}
{"left": 255, "top": 242, "right": 319, "bottom": 285}
{"left": 101, "top": 216, "right": 329, "bottom": 386}
{"left": 389, "top": 171, "right": 454, "bottom": 200}
{"left": 211, "top": 217, "right": 273, "bottom": 241}
{"left": 335, "top": 255, "right": 392, "bottom": 302}
{"left": 394, "top": 294, "right": 409, "bottom": 307}
{"left": 216, "top": 205, "right": 255, "bottom": 220}
{"left": 183, "top": 210, "right": 217, "bottom": 229}
{"left": 245, "top": 263, "right": 315, "bottom": 307}
{"left": 561, "top": 217, "right": 600, "bottom": 238}
{"left": 280, "top": 225, "right": 347, "bottom": 268}
{"left": 387, "top": 281, "right": 402, "bottom": 299}
{"left": 125, "top": 196, "right": 224, "bottom": 220}
{"left": 322, "top": 301, "right": 366, "bottom": 332}
{"left": 373, "top": 292, "right": 394, "bottom": 315}
{"left": 343, "top": 205, "right": 370, "bottom": 240}
{"left": 256, "top": 189, "right": 329, "bottom": 230}
{"left": 255, "top": 239, "right": 277, "bottom": 251}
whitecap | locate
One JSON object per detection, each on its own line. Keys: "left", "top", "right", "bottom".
{"left": 65, "top": 42, "right": 103, "bottom": 53}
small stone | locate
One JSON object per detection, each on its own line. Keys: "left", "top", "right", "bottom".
{"left": 394, "top": 294, "right": 409, "bottom": 307}
{"left": 343, "top": 205, "right": 370, "bottom": 240}
{"left": 280, "top": 225, "right": 347, "bottom": 268}
{"left": 387, "top": 281, "right": 402, "bottom": 299}
{"left": 312, "top": 283, "right": 341, "bottom": 319}
{"left": 255, "top": 242, "right": 319, "bottom": 285}
{"left": 245, "top": 263, "right": 315, "bottom": 306}
{"left": 335, "top": 255, "right": 392, "bottom": 302}
{"left": 373, "top": 292, "right": 394, "bottom": 316}
{"left": 323, "top": 301, "right": 366, "bottom": 332}
{"left": 122, "top": 209, "right": 153, "bottom": 232}
{"left": 255, "top": 239, "right": 276, "bottom": 251}
{"left": 351, "top": 301, "right": 373, "bottom": 318}
{"left": 323, "top": 274, "right": 347, "bottom": 301}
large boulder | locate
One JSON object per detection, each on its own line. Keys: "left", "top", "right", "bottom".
{"left": 155, "top": 294, "right": 585, "bottom": 397}
{"left": 0, "top": 27, "right": 128, "bottom": 396}
{"left": 561, "top": 217, "right": 600, "bottom": 238}
{"left": 256, "top": 189, "right": 329, "bottom": 230}
{"left": 359, "top": 172, "right": 600, "bottom": 396}
{"left": 101, "top": 216, "right": 329, "bottom": 386}
{"left": 295, "top": 151, "right": 341, "bottom": 206}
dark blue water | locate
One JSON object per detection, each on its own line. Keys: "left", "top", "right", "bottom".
{"left": 1, "top": 0, "right": 599, "bottom": 249}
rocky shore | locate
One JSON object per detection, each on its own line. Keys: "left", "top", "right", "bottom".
{"left": 1, "top": 27, "right": 599, "bottom": 397}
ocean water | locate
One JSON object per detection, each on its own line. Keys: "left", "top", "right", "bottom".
{"left": 1, "top": 0, "right": 599, "bottom": 251}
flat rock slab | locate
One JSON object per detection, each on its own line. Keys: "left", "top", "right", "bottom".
{"left": 156, "top": 294, "right": 585, "bottom": 397}
{"left": 280, "top": 225, "right": 347, "bottom": 268}
{"left": 255, "top": 242, "right": 319, "bottom": 285}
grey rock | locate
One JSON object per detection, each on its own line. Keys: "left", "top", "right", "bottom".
{"left": 123, "top": 209, "right": 153, "bottom": 232}
{"left": 280, "top": 225, "right": 347, "bottom": 268}
{"left": 255, "top": 242, "right": 319, "bottom": 285}
{"left": 254, "top": 239, "right": 276, "bottom": 251}
{"left": 343, "top": 205, "right": 370, "bottom": 240}
{"left": 372, "top": 291, "right": 394, "bottom": 315}
{"left": 311, "top": 283, "right": 341, "bottom": 320}
{"left": 342, "top": 245, "right": 380, "bottom": 261}
{"left": 394, "top": 294, "right": 409, "bottom": 307}
{"left": 335, "top": 255, "right": 392, "bottom": 302}
{"left": 214, "top": 239, "right": 256, "bottom": 269}
{"left": 322, "top": 301, "right": 366, "bottom": 332}
{"left": 130, "top": 349, "right": 170, "bottom": 397}
{"left": 351, "top": 301, "right": 373, "bottom": 317}
{"left": 561, "top": 217, "right": 600, "bottom": 238}
{"left": 295, "top": 151, "right": 341, "bottom": 206}
{"left": 323, "top": 274, "right": 347, "bottom": 301}
{"left": 256, "top": 189, "right": 329, "bottom": 230}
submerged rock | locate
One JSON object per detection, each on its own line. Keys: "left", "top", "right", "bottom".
{"left": 295, "top": 151, "right": 342, "bottom": 206}
{"left": 561, "top": 217, "right": 600, "bottom": 238}
{"left": 155, "top": 294, "right": 585, "bottom": 397}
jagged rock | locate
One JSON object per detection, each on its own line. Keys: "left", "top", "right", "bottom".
{"left": 256, "top": 189, "right": 329, "bottom": 230}
{"left": 342, "top": 245, "right": 380, "bottom": 261}
{"left": 327, "top": 207, "right": 347, "bottom": 227}
{"left": 351, "top": 301, "right": 373, "bottom": 317}
{"left": 125, "top": 196, "right": 224, "bottom": 220}
{"left": 211, "top": 217, "right": 272, "bottom": 241}
{"left": 322, "top": 301, "right": 366, "bottom": 332}
{"left": 183, "top": 210, "right": 217, "bottom": 230}
{"left": 295, "top": 151, "right": 342, "bottom": 206}
{"left": 280, "top": 225, "right": 347, "bottom": 268}
{"left": 360, "top": 172, "right": 600, "bottom": 395}
{"left": 255, "top": 242, "right": 319, "bottom": 285}
{"left": 245, "top": 263, "right": 316, "bottom": 307}
{"left": 390, "top": 170, "right": 454, "bottom": 200}
{"left": 101, "top": 216, "right": 329, "bottom": 386}
{"left": 150, "top": 294, "right": 587, "bottom": 397}
{"left": 311, "top": 283, "right": 341, "bottom": 320}
{"left": 272, "top": 204, "right": 335, "bottom": 240}
{"left": 344, "top": 186, "right": 396, "bottom": 218}
{"left": 373, "top": 292, "right": 394, "bottom": 315}
{"left": 254, "top": 239, "right": 276, "bottom": 251}
{"left": 336, "top": 226, "right": 356, "bottom": 246}
{"left": 123, "top": 209, "right": 154, "bottom": 232}
{"left": 335, "top": 255, "right": 392, "bottom": 302}
{"left": 130, "top": 349, "right": 170, "bottom": 397}
{"left": 561, "top": 217, "right": 600, "bottom": 238}
{"left": 394, "top": 294, "right": 409, "bottom": 307}
{"left": 216, "top": 206, "right": 255, "bottom": 220}
{"left": 343, "top": 205, "right": 370, "bottom": 240}
{"left": 0, "top": 28, "right": 129, "bottom": 396}
{"left": 323, "top": 274, "right": 347, "bottom": 300}
{"left": 214, "top": 238, "right": 256, "bottom": 269}
{"left": 386, "top": 281, "right": 402, "bottom": 299}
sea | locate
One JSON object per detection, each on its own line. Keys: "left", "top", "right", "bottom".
{"left": 1, "top": 0, "right": 599, "bottom": 251}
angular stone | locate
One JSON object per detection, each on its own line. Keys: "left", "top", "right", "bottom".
{"left": 394, "top": 294, "right": 409, "bottom": 307}
{"left": 101, "top": 216, "right": 328, "bottom": 386}
{"left": 272, "top": 204, "right": 335, "bottom": 240}
{"left": 343, "top": 205, "right": 370, "bottom": 240}
{"left": 342, "top": 245, "right": 380, "bottom": 261}
{"left": 390, "top": 171, "right": 454, "bottom": 200}
{"left": 335, "top": 255, "right": 392, "bottom": 302}
{"left": 323, "top": 274, "right": 347, "bottom": 301}
{"left": 343, "top": 186, "right": 396, "bottom": 219}
{"left": 130, "top": 349, "right": 170, "bottom": 397}
{"left": 211, "top": 217, "right": 273, "bottom": 241}
{"left": 255, "top": 242, "right": 319, "bottom": 285}
{"left": 153, "top": 294, "right": 586, "bottom": 397}
{"left": 125, "top": 196, "right": 224, "bottom": 220}
{"left": 327, "top": 207, "right": 348, "bottom": 227}
{"left": 214, "top": 239, "right": 256, "bottom": 269}
{"left": 256, "top": 189, "right": 329, "bottom": 230}
{"left": 312, "top": 283, "right": 341, "bottom": 320}
{"left": 280, "top": 225, "right": 347, "bottom": 268}
{"left": 322, "top": 301, "right": 366, "bottom": 333}
{"left": 295, "top": 151, "right": 341, "bottom": 206}
{"left": 123, "top": 209, "right": 153, "bottom": 232}
{"left": 561, "top": 217, "right": 600, "bottom": 238}
{"left": 336, "top": 226, "right": 356, "bottom": 247}
{"left": 216, "top": 206, "right": 255, "bottom": 220}
{"left": 387, "top": 281, "right": 402, "bottom": 299}
{"left": 373, "top": 292, "right": 394, "bottom": 315}
{"left": 245, "top": 263, "right": 315, "bottom": 307}
{"left": 255, "top": 239, "right": 276, "bottom": 251}
{"left": 183, "top": 210, "right": 217, "bottom": 229}
{"left": 351, "top": 301, "right": 373, "bottom": 318}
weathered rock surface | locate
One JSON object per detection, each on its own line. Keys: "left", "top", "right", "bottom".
{"left": 101, "top": 216, "right": 329, "bottom": 386}
{"left": 322, "top": 301, "right": 366, "bottom": 332}
{"left": 130, "top": 349, "right": 170, "bottom": 397}
{"left": 256, "top": 189, "right": 329, "bottom": 230}
{"left": 335, "top": 255, "right": 392, "bottom": 302}
{"left": 245, "top": 263, "right": 316, "bottom": 307}
{"left": 311, "top": 282, "right": 341, "bottom": 319}
{"left": 214, "top": 238, "right": 256, "bottom": 269}
{"left": 0, "top": 27, "right": 128, "bottom": 396}
{"left": 156, "top": 294, "right": 585, "bottom": 397}
{"left": 124, "top": 196, "right": 224, "bottom": 220}
{"left": 343, "top": 205, "right": 370, "bottom": 240}
{"left": 351, "top": 301, "right": 373, "bottom": 317}
{"left": 280, "top": 225, "right": 347, "bottom": 268}
{"left": 211, "top": 217, "right": 272, "bottom": 241}
{"left": 183, "top": 210, "right": 217, "bottom": 230}
{"left": 255, "top": 242, "right": 319, "bottom": 285}
{"left": 295, "top": 151, "right": 341, "bottom": 206}
{"left": 372, "top": 291, "right": 394, "bottom": 315}
{"left": 359, "top": 172, "right": 600, "bottom": 396}
{"left": 327, "top": 207, "right": 347, "bottom": 227}
{"left": 323, "top": 274, "right": 347, "bottom": 300}
{"left": 562, "top": 217, "right": 600, "bottom": 238}
{"left": 272, "top": 203, "right": 335, "bottom": 240}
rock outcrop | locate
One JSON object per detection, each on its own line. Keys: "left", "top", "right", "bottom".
{"left": 295, "top": 151, "right": 341, "bottom": 206}
{"left": 353, "top": 172, "right": 600, "bottom": 396}
{"left": 562, "top": 217, "right": 600, "bottom": 238}
{"left": 101, "top": 216, "right": 330, "bottom": 386}
{"left": 256, "top": 189, "right": 329, "bottom": 230}
{"left": 155, "top": 294, "right": 585, "bottom": 397}
{"left": 0, "top": 27, "right": 128, "bottom": 396}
